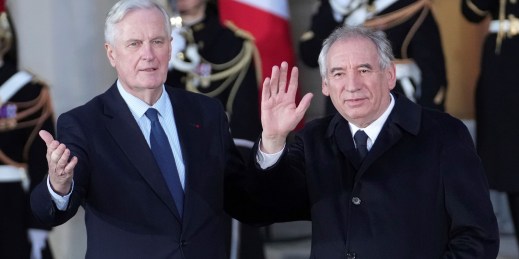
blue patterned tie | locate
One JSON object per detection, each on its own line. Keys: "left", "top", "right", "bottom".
{"left": 354, "top": 130, "right": 368, "bottom": 161}
{"left": 145, "top": 108, "right": 184, "bottom": 217}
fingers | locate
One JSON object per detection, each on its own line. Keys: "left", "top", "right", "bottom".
{"left": 40, "top": 130, "right": 77, "bottom": 177}
{"left": 64, "top": 157, "right": 78, "bottom": 174}
{"left": 262, "top": 77, "right": 271, "bottom": 104}
{"left": 40, "top": 131, "right": 76, "bottom": 194}
{"left": 278, "top": 62, "right": 288, "bottom": 94}
{"left": 41, "top": 130, "right": 60, "bottom": 165}
{"left": 55, "top": 151, "right": 77, "bottom": 177}
{"left": 54, "top": 148, "right": 71, "bottom": 175}
{"left": 286, "top": 66, "right": 299, "bottom": 99}
{"left": 269, "top": 65, "right": 280, "bottom": 97}
{"left": 48, "top": 151, "right": 76, "bottom": 195}
{"left": 263, "top": 62, "right": 295, "bottom": 99}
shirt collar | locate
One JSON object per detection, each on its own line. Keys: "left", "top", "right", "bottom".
{"left": 116, "top": 80, "right": 170, "bottom": 118}
{"left": 349, "top": 93, "right": 395, "bottom": 143}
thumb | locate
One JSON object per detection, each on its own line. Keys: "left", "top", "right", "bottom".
{"left": 39, "top": 130, "right": 54, "bottom": 146}
{"left": 295, "top": 93, "right": 314, "bottom": 116}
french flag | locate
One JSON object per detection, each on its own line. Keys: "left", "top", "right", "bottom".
{"left": 219, "top": 0, "right": 304, "bottom": 128}
{"left": 218, "top": 0, "right": 295, "bottom": 81}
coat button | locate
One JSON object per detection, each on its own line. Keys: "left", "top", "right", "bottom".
{"left": 352, "top": 197, "right": 361, "bottom": 205}
{"left": 180, "top": 240, "right": 188, "bottom": 247}
{"left": 346, "top": 251, "right": 357, "bottom": 259}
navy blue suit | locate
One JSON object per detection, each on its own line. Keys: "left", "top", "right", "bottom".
{"left": 31, "top": 84, "right": 248, "bottom": 258}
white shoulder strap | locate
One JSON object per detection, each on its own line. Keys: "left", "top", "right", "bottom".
{"left": 0, "top": 71, "right": 33, "bottom": 104}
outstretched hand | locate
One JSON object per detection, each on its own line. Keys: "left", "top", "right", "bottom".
{"left": 40, "top": 130, "right": 77, "bottom": 195}
{"left": 260, "top": 62, "right": 313, "bottom": 153}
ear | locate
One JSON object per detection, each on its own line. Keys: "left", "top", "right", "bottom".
{"left": 105, "top": 43, "right": 116, "bottom": 67}
{"left": 386, "top": 62, "right": 397, "bottom": 90}
{"left": 169, "top": 37, "right": 173, "bottom": 61}
{"left": 321, "top": 78, "right": 330, "bottom": 96}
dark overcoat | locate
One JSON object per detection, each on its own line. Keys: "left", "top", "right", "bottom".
{"left": 246, "top": 94, "right": 499, "bottom": 258}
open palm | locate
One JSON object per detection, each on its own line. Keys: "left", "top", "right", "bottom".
{"left": 260, "top": 62, "right": 313, "bottom": 153}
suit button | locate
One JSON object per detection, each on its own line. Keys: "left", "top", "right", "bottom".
{"left": 352, "top": 197, "right": 361, "bottom": 205}
{"left": 180, "top": 240, "right": 188, "bottom": 247}
{"left": 346, "top": 251, "right": 357, "bottom": 259}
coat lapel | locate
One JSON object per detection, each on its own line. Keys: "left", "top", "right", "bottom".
{"left": 101, "top": 85, "right": 181, "bottom": 222}
{"left": 165, "top": 87, "right": 206, "bottom": 227}
{"left": 355, "top": 94, "right": 422, "bottom": 180}
{"left": 331, "top": 115, "right": 362, "bottom": 170}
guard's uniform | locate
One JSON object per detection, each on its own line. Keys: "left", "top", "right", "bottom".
{"left": 0, "top": 61, "right": 55, "bottom": 259}
{"left": 300, "top": 0, "right": 447, "bottom": 114}
{"left": 462, "top": 0, "right": 519, "bottom": 247}
{"left": 462, "top": 0, "right": 519, "bottom": 194}
{"left": 165, "top": 4, "right": 264, "bottom": 259}
{"left": 166, "top": 4, "right": 261, "bottom": 144}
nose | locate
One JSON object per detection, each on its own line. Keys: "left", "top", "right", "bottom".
{"left": 344, "top": 72, "right": 361, "bottom": 92}
{"left": 141, "top": 43, "right": 155, "bottom": 61}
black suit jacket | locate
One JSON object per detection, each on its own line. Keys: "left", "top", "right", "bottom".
{"left": 248, "top": 94, "right": 499, "bottom": 258}
{"left": 31, "top": 84, "right": 248, "bottom": 258}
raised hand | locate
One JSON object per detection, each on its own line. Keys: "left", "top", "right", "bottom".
{"left": 39, "top": 130, "right": 77, "bottom": 195}
{"left": 260, "top": 62, "right": 313, "bottom": 153}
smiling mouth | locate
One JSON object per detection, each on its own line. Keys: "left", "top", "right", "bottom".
{"left": 345, "top": 97, "right": 367, "bottom": 106}
{"left": 141, "top": 68, "right": 157, "bottom": 72}
{"left": 346, "top": 97, "right": 366, "bottom": 102}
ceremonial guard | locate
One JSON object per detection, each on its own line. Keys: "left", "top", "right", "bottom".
{"left": 300, "top": 0, "right": 447, "bottom": 114}
{"left": 164, "top": 0, "right": 264, "bottom": 258}
{"left": 0, "top": 3, "right": 55, "bottom": 259}
{"left": 166, "top": 0, "right": 261, "bottom": 145}
{"left": 462, "top": 0, "right": 519, "bottom": 250}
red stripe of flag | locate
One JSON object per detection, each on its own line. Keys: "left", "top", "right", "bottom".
{"left": 218, "top": 0, "right": 304, "bottom": 128}
{"left": 218, "top": 0, "right": 295, "bottom": 80}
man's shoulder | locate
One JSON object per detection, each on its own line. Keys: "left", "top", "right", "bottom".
{"left": 60, "top": 86, "right": 115, "bottom": 118}
{"left": 421, "top": 107, "right": 464, "bottom": 128}
{"left": 419, "top": 107, "right": 473, "bottom": 146}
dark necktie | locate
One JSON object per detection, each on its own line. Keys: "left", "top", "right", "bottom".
{"left": 145, "top": 108, "right": 184, "bottom": 217}
{"left": 354, "top": 130, "right": 369, "bottom": 161}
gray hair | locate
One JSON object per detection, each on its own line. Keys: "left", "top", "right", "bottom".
{"left": 317, "top": 26, "right": 394, "bottom": 79}
{"left": 105, "top": 0, "right": 171, "bottom": 45}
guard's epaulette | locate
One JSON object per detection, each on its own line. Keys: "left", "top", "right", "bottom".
{"left": 363, "top": 0, "right": 431, "bottom": 58}
{"left": 22, "top": 69, "right": 49, "bottom": 87}
{"left": 363, "top": 0, "right": 431, "bottom": 31}
{"left": 0, "top": 68, "right": 53, "bottom": 132}
{"left": 220, "top": 20, "right": 262, "bottom": 86}
{"left": 222, "top": 20, "right": 255, "bottom": 42}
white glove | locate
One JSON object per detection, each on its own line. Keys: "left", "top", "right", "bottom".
{"left": 169, "top": 26, "right": 201, "bottom": 73}
{"left": 27, "top": 229, "right": 49, "bottom": 259}
{"left": 170, "top": 26, "right": 187, "bottom": 69}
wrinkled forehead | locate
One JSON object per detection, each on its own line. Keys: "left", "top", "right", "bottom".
{"left": 326, "top": 37, "right": 380, "bottom": 68}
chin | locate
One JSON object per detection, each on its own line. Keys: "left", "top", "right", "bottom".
{"left": 140, "top": 80, "right": 163, "bottom": 88}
